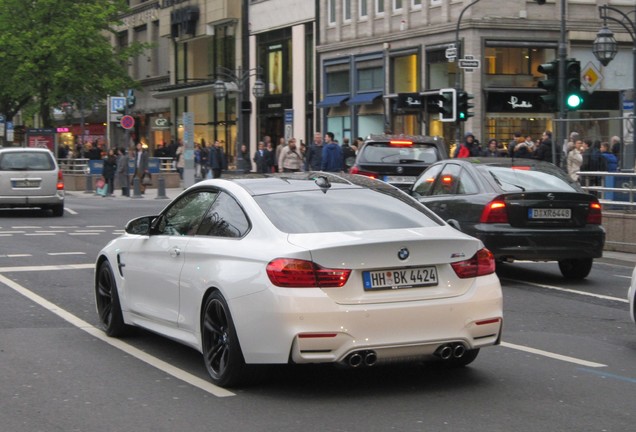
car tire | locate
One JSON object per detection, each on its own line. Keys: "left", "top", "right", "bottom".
{"left": 558, "top": 258, "right": 593, "bottom": 280}
{"left": 51, "top": 204, "right": 64, "bottom": 217}
{"left": 95, "top": 260, "right": 128, "bottom": 337}
{"left": 201, "top": 291, "right": 247, "bottom": 387}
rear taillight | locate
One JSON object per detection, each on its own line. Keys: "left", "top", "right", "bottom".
{"left": 389, "top": 140, "right": 413, "bottom": 147}
{"left": 451, "top": 248, "right": 496, "bottom": 279}
{"left": 480, "top": 200, "right": 508, "bottom": 223}
{"left": 586, "top": 201, "right": 602, "bottom": 224}
{"left": 266, "top": 258, "right": 351, "bottom": 288}
{"left": 349, "top": 166, "right": 378, "bottom": 179}
{"left": 56, "top": 170, "right": 64, "bottom": 190}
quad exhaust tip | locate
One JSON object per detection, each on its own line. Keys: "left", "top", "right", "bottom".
{"left": 435, "top": 343, "right": 467, "bottom": 360}
{"left": 346, "top": 350, "right": 377, "bottom": 368}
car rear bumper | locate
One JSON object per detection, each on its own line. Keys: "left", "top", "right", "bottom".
{"left": 0, "top": 192, "right": 64, "bottom": 208}
{"left": 472, "top": 224, "right": 605, "bottom": 261}
{"left": 231, "top": 274, "right": 503, "bottom": 364}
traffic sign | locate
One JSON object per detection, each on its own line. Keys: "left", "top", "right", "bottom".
{"left": 445, "top": 47, "right": 457, "bottom": 59}
{"left": 120, "top": 115, "right": 135, "bottom": 129}
{"left": 458, "top": 59, "right": 481, "bottom": 69}
{"left": 110, "top": 96, "right": 126, "bottom": 113}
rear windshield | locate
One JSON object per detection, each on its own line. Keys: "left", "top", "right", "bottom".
{"left": 479, "top": 165, "right": 579, "bottom": 192}
{"left": 254, "top": 188, "right": 442, "bottom": 233}
{"left": 0, "top": 151, "right": 55, "bottom": 171}
{"left": 359, "top": 143, "right": 441, "bottom": 164}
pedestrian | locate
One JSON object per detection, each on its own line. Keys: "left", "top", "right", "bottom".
{"left": 102, "top": 148, "right": 117, "bottom": 196}
{"left": 507, "top": 131, "right": 523, "bottom": 157}
{"left": 304, "top": 131, "right": 323, "bottom": 171}
{"left": 115, "top": 147, "right": 130, "bottom": 197}
{"left": 481, "top": 139, "right": 502, "bottom": 157}
{"left": 133, "top": 142, "right": 150, "bottom": 194}
{"left": 533, "top": 130, "right": 558, "bottom": 164}
{"left": 566, "top": 140, "right": 583, "bottom": 182}
{"left": 274, "top": 137, "right": 286, "bottom": 173}
{"left": 320, "top": 132, "right": 343, "bottom": 172}
{"left": 341, "top": 137, "right": 356, "bottom": 171}
{"left": 278, "top": 138, "right": 303, "bottom": 172}
{"left": 454, "top": 132, "right": 479, "bottom": 158}
{"left": 265, "top": 141, "right": 276, "bottom": 172}
{"left": 238, "top": 143, "right": 251, "bottom": 173}
{"left": 209, "top": 140, "right": 228, "bottom": 178}
{"left": 199, "top": 139, "right": 210, "bottom": 178}
{"left": 253, "top": 141, "right": 270, "bottom": 173}
{"left": 610, "top": 135, "right": 621, "bottom": 167}
{"left": 600, "top": 141, "right": 618, "bottom": 172}
{"left": 175, "top": 140, "right": 184, "bottom": 180}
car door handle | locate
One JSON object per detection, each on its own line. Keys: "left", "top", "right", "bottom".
{"left": 170, "top": 247, "right": 181, "bottom": 258}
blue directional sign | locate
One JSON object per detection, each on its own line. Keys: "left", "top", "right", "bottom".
{"left": 110, "top": 96, "right": 126, "bottom": 113}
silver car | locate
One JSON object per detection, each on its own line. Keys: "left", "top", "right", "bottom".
{"left": 0, "top": 147, "right": 65, "bottom": 216}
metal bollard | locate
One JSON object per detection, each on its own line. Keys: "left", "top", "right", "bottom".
{"left": 84, "top": 173, "right": 93, "bottom": 194}
{"left": 131, "top": 176, "right": 143, "bottom": 199}
{"left": 155, "top": 175, "right": 169, "bottom": 200}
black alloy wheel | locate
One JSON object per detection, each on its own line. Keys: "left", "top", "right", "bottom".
{"left": 95, "top": 260, "right": 128, "bottom": 337}
{"left": 201, "top": 291, "right": 247, "bottom": 387}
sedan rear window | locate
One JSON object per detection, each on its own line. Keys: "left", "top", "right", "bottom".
{"left": 0, "top": 152, "right": 55, "bottom": 171}
{"left": 359, "top": 143, "right": 440, "bottom": 165}
{"left": 255, "top": 188, "right": 441, "bottom": 233}
{"left": 482, "top": 165, "right": 577, "bottom": 192}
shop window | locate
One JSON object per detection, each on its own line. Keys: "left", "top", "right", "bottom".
{"left": 484, "top": 47, "right": 554, "bottom": 88}
{"left": 326, "top": 70, "right": 350, "bottom": 94}
{"left": 357, "top": 67, "right": 384, "bottom": 92}
{"left": 391, "top": 53, "right": 419, "bottom": 93}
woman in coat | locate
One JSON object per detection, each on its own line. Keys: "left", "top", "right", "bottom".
{"left": 115, "top": 147, "right": 130, "bottom": 197}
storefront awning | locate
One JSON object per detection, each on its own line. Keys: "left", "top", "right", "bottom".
{"left": 347, "top": 92, "right": 383, "bottom": 106}
{"left": 316, "top": 95, "right": 349, "bottom": 108}
{"left": 152, "top": 80, "right": 217, "bottom": 99}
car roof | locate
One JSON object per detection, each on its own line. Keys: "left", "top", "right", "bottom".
{"left": 0, "top": 146, "right": 52, "bottom": 153}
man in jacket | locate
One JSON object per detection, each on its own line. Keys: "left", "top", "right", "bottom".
{"left": 133, "top": 142, "right": 149, "bottom": 193}
{"left": 304, "top": 131, "right": 323, "bottom": 171}
{"left": 534, "top": 130, "right": 559, "bottom": 165}
{"left": 320, "top": 132, "right": 343, "bottom": 172}
{"left": 209, "top": 140, "right": 228, "bottom": 178}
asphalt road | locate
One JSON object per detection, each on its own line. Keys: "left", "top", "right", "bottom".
{"left": 0, "top": 190, "right": 634, "bottom": 432}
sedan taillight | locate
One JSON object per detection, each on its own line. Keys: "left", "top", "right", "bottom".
{"left": 586, "top": 201, "right": 602, "bottom": 224}
{"left": 451, "top": 248, "right": 496, "bottom": 279}
{"left": 349, "top": 166, "right": 378, "bottom": 179}
{"left": 480, "top": 200, "right": 508, "bottom": 223}
{"left": 266, "top": 258, "right": 351, "bottom": 288}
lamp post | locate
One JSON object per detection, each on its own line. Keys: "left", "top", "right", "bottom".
{"left": 212, "top": 66, "right": 265, "bottom": 171}
{"left": 593, "top": 3, "right": 636, "bottom": 170}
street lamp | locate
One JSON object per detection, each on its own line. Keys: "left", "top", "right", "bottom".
{"left": 593, "top": 3, "right": 636, "bottom": 170}
{"left": 212, "top": 66, "right": 265, "bottom": 171}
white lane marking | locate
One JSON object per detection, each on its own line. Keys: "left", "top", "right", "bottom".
{"left": 6, "top": 254, "right": 32, "bottom": 258}
{"left": 87, "top": 225, "right": 116, "bottom": 228}
{"left": 50, "top": 226, "right": 78, "bottom": 228}
{"left": 0, "top": 273, "right": 235, "bottom": 398}
{"left": 0, "top": 263, "right": 94, "bottom": 272}
{"left": 65, "top": 207, "right": 78, "bottom": 215}
{"left": 47, "top": 252, "right": 86, "bottom": 256}
{"left": 12, "top": 226, "right": 41, "bottom": 229}
{"left": 501, "top": 278, "right": 629, "bottom": 304}
{"left": 615, "top": 275, "right": 631, "bottom": 279}
{"left": 68, "top": 233, "right": 100, "bottom": 236}
{"left": 74, "top": 229, "right": 106, "bottom": 232}
{"left": 501, "top": 342, "right": 607, "bottom": 368}
{"left": 0, "top": 234, "right": 13, "bottom": 237}
{"left": 0, "top": 231, "right": 26, "bottom": 234}
{"left": 25, "top": 233, "right": 56, "bottom": 236}
{"left": 36, "top": 230, "right": 66, "bottom": 233}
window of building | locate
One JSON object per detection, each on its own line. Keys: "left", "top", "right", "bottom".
{"left": 393, "top": 0, "right": 403, "bottom": 12}
{"left": 375, "top": 0, "right": 385, "bottom": 15}
{"left": 326, "top": 71, "right": 350, "bottom": 94}
{"left": 484, "top": 46, "right": 555, "bottom": 88}
{"left": 391, "top": 53, "right": 419, "bottom": 93}
{"left": 360, "top": 0, "right": 368, "bottom": 18}
{"left": 344, "top": 0, "right": 351, "bottom": 21}
{"left": 328, "top": 0, "right": 336, "bottom": 25}
{"left": 412, "top": 0, "right": 422, "bottom": 9}
{"left": 357, "top": 66, "right": 384, "bottom": 92}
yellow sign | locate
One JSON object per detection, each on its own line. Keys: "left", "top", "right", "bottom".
{"left": 582, "top": 62, "right": 603, "bottom": 94}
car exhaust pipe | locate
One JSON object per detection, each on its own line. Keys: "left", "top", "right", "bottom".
{"left": 436, "top": 345, "right": 453, "bottom": 360}
{"left": 347, "top": 352, "right": 363, "bottom": 368}
{"left": 364, "top": 351, "right": 377, "bottom": 367}
{"left": 453, "top": 344, "right": 466, "bottom": 359}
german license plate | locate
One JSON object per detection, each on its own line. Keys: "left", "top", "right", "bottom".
{"left": 362, "top": 266, "right": 438, "bottom": 291}
{"left": 384, "top": 175, "right": 416, "bottom": 183}
{"left": 528, "top": 208, "right": 571, "bottom": 219}
{"left": 12, "top": 179, "right": 40, "bottom": 188}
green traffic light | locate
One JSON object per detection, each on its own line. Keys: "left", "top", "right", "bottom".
{"left": 566, "top": 93, "right": 582, "bottom": 108}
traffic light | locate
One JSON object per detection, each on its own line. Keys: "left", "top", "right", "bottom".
{"left": 456, "top": 91, "right": 474, "bottom": 122}
{"left": 537, "top": 60, "right": 558, "bottom": 111}
{"left": 126, "top": 89, "right": 135, "bottom": 108}
{"left": 564, "top": 58, "right": 583, "bottom": 110}
{"left": 115, "top": 105, "right": 125, "bottom": 122}
{"left": 428, "top": 88, "right": 456, "bottom": 122}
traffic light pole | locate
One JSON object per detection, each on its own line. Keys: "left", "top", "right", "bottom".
{"left": 454, "top": 0, "right": 482, "bottom": 149}
{"left": 555, "top": 0, "right": 567, "bottom": 166}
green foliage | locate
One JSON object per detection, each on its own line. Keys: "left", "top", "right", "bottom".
{"left": 0, "top": 0, "right": 147, "bottom": 127}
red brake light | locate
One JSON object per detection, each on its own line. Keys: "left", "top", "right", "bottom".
{"left": 266, "top": 258, "right": 351, "bottom": 288}
{"left": 480, "top": 200, "right": 508, "bottom": 223}
{"left": 451, "top": 248, "right": 496, "bottom": 279}
{"left": 511, "top": 166, "right": 531, "bottom": 171}
{"left": 587, "top": 201, "right": 602, "bottom": 224}
{"left": 349, "top": 166, "right": 378, "bottom": 179}
{"left": 56, "top": 170, "right": 64, "bottom": 190}
{"left": 389, "top": 140, "right": 413, "bottom": 147}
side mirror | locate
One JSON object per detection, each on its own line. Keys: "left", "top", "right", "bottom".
{"left": 125, "top": 215, "right": 158, "bottom": 235}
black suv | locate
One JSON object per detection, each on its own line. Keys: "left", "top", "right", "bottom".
{"left": 349, "top": 134, "right": 447, "bottom": 190}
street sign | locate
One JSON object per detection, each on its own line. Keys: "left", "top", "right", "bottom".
{"left": 445, "top": 47, "right": 457, "bottom": 59}
{"left": 120, "top": 115, "right": 135, "bottom": 130}
{"left": 458, "top": 59, "right": 481, "bottom": 69}
{"left": 110, "top": 96, "right": 126, "bottom": 113}
{"left": 582, "top": 61, "right": 602, "bottom": 94}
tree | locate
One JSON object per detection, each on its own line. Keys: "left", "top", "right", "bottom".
{"left": 0, "top": 0, "right": 146, "bottom": 130}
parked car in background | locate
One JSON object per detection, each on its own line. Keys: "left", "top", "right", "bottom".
{"left": 0, "top": 146, "right": 64, "bottom": 216}
{"left": 408, "top": 157, "right": 605, "bottom": 279}
{"left": 95, "top": 173, "right": 503, "bottom": 387}
{"left": 349, "top": 134, "right": 447, "bottom": 190}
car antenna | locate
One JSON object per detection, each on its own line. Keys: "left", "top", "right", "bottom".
{"left": 315, "top": 175, "right": 331, "bottom": 193}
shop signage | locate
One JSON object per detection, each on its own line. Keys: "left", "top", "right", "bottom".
{"left": 152, "top": 117, "right": 171, "bottom": 130}
{"left": 486, "top": 92, "right": 549, "bottom": 113}
{"left": 396, "top": 93, "right": 424, "bottom": 110}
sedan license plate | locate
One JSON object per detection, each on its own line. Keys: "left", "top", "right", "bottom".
{"left": 528, "top": 208, "right": 571, "bottom": 219}
{"left": 363, "top": 266, "right": 438, "bottom": 291}
{"left": 383, "top": 175, "right": 416, "bottom": 183}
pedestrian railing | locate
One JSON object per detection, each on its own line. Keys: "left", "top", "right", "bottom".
{"left": 58, "top": 158, "right": 89, "bottom": 174}
{"left": 58, "top": 157, "right": 177, "bottom": 175}
{"left": 578, "top": 171, "right": 636, "bottom": 209}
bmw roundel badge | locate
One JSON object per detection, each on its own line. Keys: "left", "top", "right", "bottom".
{"left": 398, "top": 247, "right": 410, "bottom": 260}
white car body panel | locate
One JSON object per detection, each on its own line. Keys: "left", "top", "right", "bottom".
{"left": 629, "top": 266, "right": 636, "bottom": 325}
